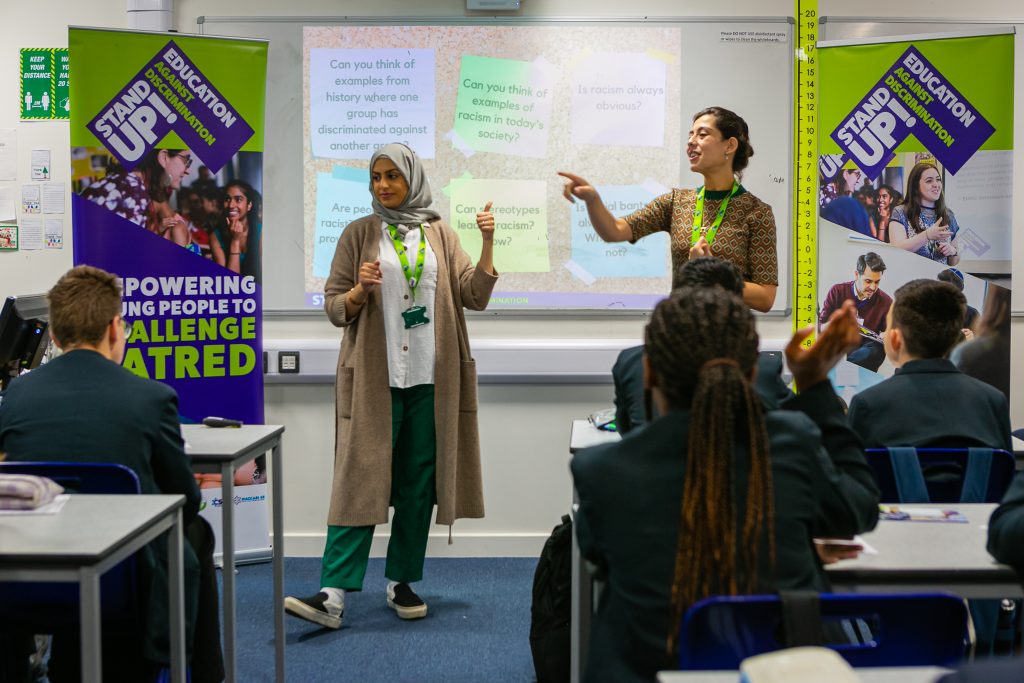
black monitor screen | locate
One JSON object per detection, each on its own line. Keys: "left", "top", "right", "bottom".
{"left": 0, "top": 294, "right": 49, "bottom": 390}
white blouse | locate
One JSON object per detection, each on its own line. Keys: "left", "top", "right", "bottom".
{"left": 378, "top": 220, "right": 438, "bottom": 389}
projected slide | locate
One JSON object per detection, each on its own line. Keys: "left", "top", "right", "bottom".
{"left": 302, "top": 25, "right": 788, "bottom": 309}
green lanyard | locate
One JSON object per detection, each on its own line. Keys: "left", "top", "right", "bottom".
{"left": 386, "top": 223, "right": 426, "bottom": 302}
{"left": 691, "top": 181, "right": 740, "bottom": 247}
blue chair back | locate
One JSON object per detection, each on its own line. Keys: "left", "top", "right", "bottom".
{"left": 865, "top": 448, "right": 1015, "bottom": 503}
{"left": 0, "top": 461, "right": 141, "bottom": 629}
{"left": 678, "top": 592, "right": 968, "bottom": 670}
{"left": 0, "top": 461, "right": 140, "bottom": 494}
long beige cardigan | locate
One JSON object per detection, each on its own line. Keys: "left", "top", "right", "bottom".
{"left": 323, "top": 214, "right": 498, "bottom": 527}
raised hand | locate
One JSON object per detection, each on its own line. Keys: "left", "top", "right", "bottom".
{"left": 786, "top": 299, "right": 861, "bottom": 391}
{"left": 558, "top": 171, "right": 599, "bottom": 204}
{"left": 476, "top": 201, "right": 495, "bottom": 241}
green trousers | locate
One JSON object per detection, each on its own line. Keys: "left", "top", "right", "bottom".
{"left": 320, "top": 384, "right": 437, "bottom": 590}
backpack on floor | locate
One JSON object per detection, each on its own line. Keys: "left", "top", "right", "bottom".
{"left": 530, "top": 514, "right": 573, "bottom": 683}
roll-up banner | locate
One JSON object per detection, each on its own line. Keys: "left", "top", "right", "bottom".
{"left": 817, "top": 30, "right": 1013, "bottom": 402}
{"left": 69, "top": 27, "right": 271, "bottom": 560}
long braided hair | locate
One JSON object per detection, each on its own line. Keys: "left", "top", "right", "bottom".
{"left": 647, "top": 287, "right": 775, "bottom": 657}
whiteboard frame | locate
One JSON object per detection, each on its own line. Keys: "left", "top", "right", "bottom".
{"left": 196, "top": 14, "right": 795, "bottom": 316}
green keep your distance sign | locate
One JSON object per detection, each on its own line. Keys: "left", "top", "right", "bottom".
{"left": 20, "top": 48, "right": 69, "bottom": 120}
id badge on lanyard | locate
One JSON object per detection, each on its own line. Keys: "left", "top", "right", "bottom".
{"left": 387, "top": 224, "right": 431, "bottom": 329}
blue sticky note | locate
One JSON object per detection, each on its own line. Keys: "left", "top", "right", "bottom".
{"left": 570, "top": 185, "right": 668, "bottom": 279}
{"left": 314, "top": 169, "right": 372, "bottom": 278}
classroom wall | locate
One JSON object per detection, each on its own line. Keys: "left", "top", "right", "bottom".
{"left": 3, "top": 0, "right": 1023, "bottom": 557}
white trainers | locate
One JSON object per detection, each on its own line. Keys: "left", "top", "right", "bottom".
{"left": 386, "top": 581, "right": 428, "bottom": 620}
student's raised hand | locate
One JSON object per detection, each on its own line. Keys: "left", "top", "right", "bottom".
{"left": 357, "top": 259, "right": 383, "bottom": 293}
{"left": 558, "top": 171, "right": 599, "bottom": 204}
{"left": 689, "top": 236, "right": 712, "bottom": 259}
{"left": 476, "top": 201, "right": 495, "bottom": 241}
{"left": 786, "top": 299, "right": 861, "bottom": 391}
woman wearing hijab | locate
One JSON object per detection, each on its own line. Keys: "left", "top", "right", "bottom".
{"left": 284, "top": 143, "right": 498, "bottom": 629}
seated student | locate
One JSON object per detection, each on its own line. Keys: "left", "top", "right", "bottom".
{"left": 572, "top": 286, "right": 878, "bottom": 683}
{"left": 847, "top": 278, "right": 1011, "bottom": 451}
{"left": 989, "top": 473, "right": 1024, "bottom": 569}
{"left": 0, "top": 266, "right": 223, "bottom": 683}
{"left": 612, "top": 257, "right": 791, "bottom": 434}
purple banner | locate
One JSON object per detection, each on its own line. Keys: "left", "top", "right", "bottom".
{"left": 73, "top": 194, "right": 264, "bottom": 424}
{"left": 86, "top": 40, "right": 254, "bottom": 173}
{"left": 831, "top": 45, "right": 995, "bottom": 179}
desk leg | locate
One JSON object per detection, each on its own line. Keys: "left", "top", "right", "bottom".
{"left": 272, "top": 440, "right": 284, "bottom": 679}
{"left": 222, "top": 462, "right": 236, "bottom": 683}
{"left": 168, "top": 507, "right": 186, "bottom": 683}
{"left": 79, "top": 567, "right": 102, "bottom": 683}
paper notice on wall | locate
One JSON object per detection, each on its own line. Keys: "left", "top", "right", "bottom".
{"left": 21, "top": 184, "right": 40, "bottom": 213}
{"left": 0, "top": 185, "right": 15, "bottom": 222}
{"left": 31, "top": 149, "right": 50, "bottom": 180}
{"left": 19, "top": 216, "right": 43, "bottom": 250}
{"left": 44, "top": 217, "right": 62, "bottom": 249}
{"left": 0, "top": 130, "right": 16, "bottom": 181}
{"left": 42, "top": 182, "right": 64, "bottom": 213}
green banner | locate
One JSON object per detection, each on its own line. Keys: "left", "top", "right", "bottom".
{"left": 820, "top": 34, "right": 1013, "bottom": 155}
{"left": 70, "top": 30, "right": 265, "bottom": 152}
{"left": 20, "top": 48, "right": 67, "bottom": 120}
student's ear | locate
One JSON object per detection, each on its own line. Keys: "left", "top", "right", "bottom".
{"left": 48, "top": 328, "right": 64, "bottom": 351}
{"left": 887, "top": 326, "right": 903, "bottom": 355}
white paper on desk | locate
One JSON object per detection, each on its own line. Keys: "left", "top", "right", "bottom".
{"left": 21, "top": 184, "right": 40, "bottom": 213}
{"left": 0, "top": 185, "right": 15, "bottom": 222}
{"left": 30, "top": 149, "right": 50, "bottom": 181}
{"left": 42, "top": 182, "right": 64, "bottom": 213}
{"left": 44, "top": 217, "right": 63, "bottom": 249}
{"left": 0, "top": 129, "right": 16, "bottom": 181}
{"left": 0, "top": 494, "right": 70, "bottom": 515}
{"left": 19, "top": 216, "right": 43, "bottom": 250}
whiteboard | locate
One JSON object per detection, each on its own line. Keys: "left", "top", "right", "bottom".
{"left": 198, "top": 16, "right": 794, "bottom": 313}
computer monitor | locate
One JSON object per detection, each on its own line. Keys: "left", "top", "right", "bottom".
{"left": 0, "top": 294, "right": 49, "bottom": 390}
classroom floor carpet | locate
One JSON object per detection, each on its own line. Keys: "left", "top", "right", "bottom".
{"left": 233, "top": 556, "right": 539, "bottom": 683}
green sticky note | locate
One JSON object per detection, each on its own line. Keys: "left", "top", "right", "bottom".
{"left": 449, "top": 179, "right": 549, "bottom": 273}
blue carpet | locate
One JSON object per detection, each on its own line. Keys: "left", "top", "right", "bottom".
{"left": 233, "top": 557, "right": 539, "bottom": 683}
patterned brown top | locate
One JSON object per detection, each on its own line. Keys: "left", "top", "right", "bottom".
{"left": 624, "top": 187, "right": 779, "bottom": 288}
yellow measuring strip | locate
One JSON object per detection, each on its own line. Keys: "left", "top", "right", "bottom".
{"left": 793, "top": 0, "right": 819, "bottom": 346}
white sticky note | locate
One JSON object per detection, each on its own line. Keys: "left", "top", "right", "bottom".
{"left": 564, "top": 260, "right": 597, "bottom": 285}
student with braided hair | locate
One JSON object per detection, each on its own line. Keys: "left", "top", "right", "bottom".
{"left": 571, "top": 288, "right": 878, "bottom": 683}
{"left": 560, "top": 107, "right": 778, "bottom": 311}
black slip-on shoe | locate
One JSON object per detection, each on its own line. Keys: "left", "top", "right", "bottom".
{"left": 284, "top": 592, "right": 343, "bottom": 629}
{"left": 387, "top": 582, "right": 428, "bottom": 619}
